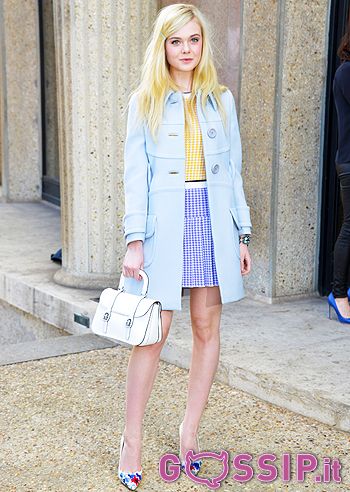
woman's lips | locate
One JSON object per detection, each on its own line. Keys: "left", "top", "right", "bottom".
{"left": 180, "top": 58, "right": 193, "bottom": 63}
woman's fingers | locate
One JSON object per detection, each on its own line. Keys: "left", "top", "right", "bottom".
{"left": 123, "top": 266, "right": 142, "bottom": 280}
{"left": 240, "top": 244, "right": 246, "bottom": 274}
{"left": 133, "top": 268, "right": 142, "bottom": 281}
{"left": 139, "top": 261, "right": 144, "bottom": 280}
{"left": 242, "top": 251, "right": 251, "bottom": 276}
{"left": 243, "top": 258, "right": 249, "bottom": 275}
{"left": 240, "top": 245, "right": 251, "bottom": 276}
{"left": 247, "top": 253, "right": 252, "bottom": 274}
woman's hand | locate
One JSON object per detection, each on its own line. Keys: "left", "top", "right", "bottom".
{"left": 122, "top": 240, "right": 144, "bottom": 281}
{"left": 240, "top": 243, "right": 251, "bottom": 276}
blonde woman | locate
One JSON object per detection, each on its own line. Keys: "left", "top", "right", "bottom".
{"left": 119, "top": 3, "right": 252, "bottom": 490}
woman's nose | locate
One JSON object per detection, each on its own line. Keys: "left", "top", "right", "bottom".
{"left": 182, "top": 42, "right": 190, "bottom": 52}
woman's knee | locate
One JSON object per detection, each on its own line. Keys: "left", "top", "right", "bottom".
{"left": 191, "top": 314, "right": 220, "bottom": 343}
{"left": 190, "top": 288, "right": 221, "bottom": 342}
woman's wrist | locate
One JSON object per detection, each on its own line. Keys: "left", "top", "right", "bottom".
{"left": 127, "top": 240, "right": 143, "bottom": 249}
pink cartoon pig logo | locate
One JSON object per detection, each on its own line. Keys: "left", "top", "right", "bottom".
{"left": 183, "top": 449, "right": 229, "bottom": 489}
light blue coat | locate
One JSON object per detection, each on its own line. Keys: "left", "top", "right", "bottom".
{"left": 122, "top": 88, "right": 252, "bottom": 310}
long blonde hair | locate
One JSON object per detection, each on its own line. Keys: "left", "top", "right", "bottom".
{"left": 129, "top": 3, "right": 228, "bottom": 140}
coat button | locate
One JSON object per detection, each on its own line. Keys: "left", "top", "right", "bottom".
{"left": 207, "top": 128, "right": 217, "bottom": 138}
{"left": 211, "top": 163, "right": 220, "bottom": 174}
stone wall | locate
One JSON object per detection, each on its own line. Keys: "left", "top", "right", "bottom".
{"left": 0, "top": 0, "right": 42, "bottom": 201}
{"left": 240, "top": 0, "right": 330, "bottom": 300}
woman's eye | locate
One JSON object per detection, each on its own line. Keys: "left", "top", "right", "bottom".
{"left": 170, "top": 38, "right": 199, "bottom": 45}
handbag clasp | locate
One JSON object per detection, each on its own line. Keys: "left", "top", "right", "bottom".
{"left": 103, "top": 312, "right": 110, "bottom": 321}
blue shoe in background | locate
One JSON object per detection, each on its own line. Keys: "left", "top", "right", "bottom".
{"left": 328, "top": 292, "right": 350, "bottom": 324}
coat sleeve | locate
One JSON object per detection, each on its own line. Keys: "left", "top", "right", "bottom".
{"left": 123, "top": 93, "right": 149, "bottom": 246}
{"left": 227, "top": 89, "right": 252, "bottom": 235}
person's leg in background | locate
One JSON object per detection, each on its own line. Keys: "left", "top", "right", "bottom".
{"left": 332, "top": 163, "right": 350, "bottom": 317}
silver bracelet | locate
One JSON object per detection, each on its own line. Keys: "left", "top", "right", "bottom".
{"left": 239, "top": 234, "right": 251, "bottom": 246}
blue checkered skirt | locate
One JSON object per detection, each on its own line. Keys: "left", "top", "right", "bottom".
{"left": 182, "top": 185, "right": 219, "bottom": 287}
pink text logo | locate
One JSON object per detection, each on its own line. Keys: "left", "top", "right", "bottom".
{"left": 158, "top": 451, "right": 342, "bottom": 489}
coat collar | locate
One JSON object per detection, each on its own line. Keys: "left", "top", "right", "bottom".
{"left": 164, "top": 88, "right": 218, "bottom": 111}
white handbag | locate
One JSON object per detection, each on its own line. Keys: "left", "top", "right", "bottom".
{"left": 91, "top": 270, "right": 162, "bottom": 346}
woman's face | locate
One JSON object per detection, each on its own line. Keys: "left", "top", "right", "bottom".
{"left": 165, "top": 18, "right": 203, "bottom": 76}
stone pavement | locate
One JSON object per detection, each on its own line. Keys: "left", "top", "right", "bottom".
{"left": 0, "top": 346, "right": 349, "bottom": 492}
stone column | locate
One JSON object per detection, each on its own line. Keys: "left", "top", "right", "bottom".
{"left": 0, "top": 30, "right": 3, "bottom": 194}
{"left": 52, "top": 0, "right": 158, "bottom": 289}
{"left": 239, "top": 0, "right": 330, "bottom": 301}
{"left": 0, "top": 0, "right": 42, "bottom": 201}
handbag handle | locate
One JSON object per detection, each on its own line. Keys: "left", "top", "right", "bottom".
{"left": 118, "top": 269, "right": 149, "bottom": 296}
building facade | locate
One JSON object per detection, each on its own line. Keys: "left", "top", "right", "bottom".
{"left": 0, "top": 0, "right": 348, "bottom": 310}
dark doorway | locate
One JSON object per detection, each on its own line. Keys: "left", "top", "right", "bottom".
{"left": 318, "top": 0, "right": 350, "bottom": 295}
{"left": 38, "top": 0, "right": 60, "bottom": 206}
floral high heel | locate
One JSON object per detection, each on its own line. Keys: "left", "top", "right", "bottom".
{"left": 118, "top": 433, "right": 142, "bottom": 490}
{"left": 179, "top": 422, "right": 203, "bottom": 476}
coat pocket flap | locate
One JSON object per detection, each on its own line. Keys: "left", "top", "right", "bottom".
{"left": 145, "top": 214, "right": 156, "bottom": 239}
{"left": 229, "top": 207, "right": 240, "bottom": 230}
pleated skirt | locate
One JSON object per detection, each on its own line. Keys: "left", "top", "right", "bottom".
{"left": 182, "top": 182, "right": 219, "bottom": 288}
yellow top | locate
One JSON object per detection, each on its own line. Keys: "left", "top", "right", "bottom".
{"left": 183, "top": 94, "right": 206, "bottom": 181}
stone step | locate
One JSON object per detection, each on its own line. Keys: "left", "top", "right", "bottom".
{"left": 161, "top": 296, "right": 350, "bottom": 433}
{"left": 0, "top": 333, "right": 117, "bottom": 366}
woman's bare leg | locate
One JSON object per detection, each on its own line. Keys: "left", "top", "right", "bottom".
{"left": 119, "top": 309, "right": 173, "bottom": 471}
{"left": 180, "top": 286, "right": 222, "bottom": 458}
